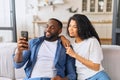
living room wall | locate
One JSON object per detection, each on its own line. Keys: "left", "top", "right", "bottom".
{"left": 15, "top": 0, "right": 113, "bottom": 40}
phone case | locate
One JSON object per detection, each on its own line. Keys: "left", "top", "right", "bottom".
{"left": 21, "top": 31, "right": 28, "bottom": 41}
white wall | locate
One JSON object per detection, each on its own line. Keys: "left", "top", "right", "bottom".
{"left": 15, "top": 0, "right": 113, "bottom": 39}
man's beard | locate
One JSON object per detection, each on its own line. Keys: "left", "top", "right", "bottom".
{"left": 70, "top": 36, "right": 75, "bottom": 38}
{"left": 44, "top": 32, "right": 59, "bottom": 41}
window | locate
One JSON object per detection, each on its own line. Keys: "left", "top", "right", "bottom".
{"left": 117, "top": 0, "right": 120, "bottom": 28}
{"left": 0, "top": 0, "right": 17, "bottom": 42}
{"left": 82, "top": 0, "right": 112, "bottom": 13}
{"left": 106, "top": 0, "right": 112, "bottom": 12}
{"left": 0, "top": 30, "right": 13, "bottom": 42}
{"left": 90, "top": 0, "right": 95, "bottom": 12}
{"left": 98, "top": 0, "right": 104, "bottom": 12}
{"left": 82, "top": 0, "right": 87, "bottom": 12}
{"left": 0, "top": 0, "right": 11, "bottom": 27}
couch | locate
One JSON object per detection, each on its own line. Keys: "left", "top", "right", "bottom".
{"left": 102, "top": 45, "right": 120, "bottom": 80}
{"left": 0, "top": 42, "right": 120, "bottom": 80}
{"left": 0, "top": 43, "right": 25, "bottom": 80}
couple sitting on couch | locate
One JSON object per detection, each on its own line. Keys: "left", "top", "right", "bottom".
{"left": 13, "top": 14, "right": 110, "bottom": 80}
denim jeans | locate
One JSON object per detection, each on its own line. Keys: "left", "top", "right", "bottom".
{"left": 86, "top": 70, "right": 111, "bottom": 80}
{"left": 24, "top": 77, "right": 51, "bottom": 80}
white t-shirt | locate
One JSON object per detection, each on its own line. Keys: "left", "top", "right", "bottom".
{"left": 72, "top": 37, "right": 104, "bottom": 80}
{"left": 31, "top": 40, "right": 58, "bottom": 78}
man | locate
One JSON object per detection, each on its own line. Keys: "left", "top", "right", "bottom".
{"left": 13, "top": 18, "right": 76, "bottom": 80}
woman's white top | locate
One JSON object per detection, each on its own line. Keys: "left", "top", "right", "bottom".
{"left": 72, "top": 37, "right": 104, "bottom": 80}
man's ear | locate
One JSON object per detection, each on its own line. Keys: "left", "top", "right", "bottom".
{"left": 58, "top": 29, "right": 62, "bottom": 34}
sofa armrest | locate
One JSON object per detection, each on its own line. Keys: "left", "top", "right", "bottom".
{"left": 102, "top": 45, "right": 120, "bottom": 80}
{"left": 0, "top": 43, "right": 17, "bottom": 80}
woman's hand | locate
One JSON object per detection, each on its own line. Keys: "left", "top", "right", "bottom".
{"left": 60, "top": 35, "right": 70, "bottom": 47}
{"left": 66, "top": 47, "right": 76, "bottom": 58}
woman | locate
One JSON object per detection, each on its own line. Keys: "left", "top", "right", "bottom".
{"left": 61, "top": 14, "right": 110, "bottom": 80}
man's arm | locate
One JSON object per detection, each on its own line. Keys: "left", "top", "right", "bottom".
{"left": 14, "top": 37, "right": 28, "bottom": 62}
{"left": 13, "top": 37, "right": 29, "bottom": 68}
{"left": 14, "top": 48, "right": 23, "bottom": 63}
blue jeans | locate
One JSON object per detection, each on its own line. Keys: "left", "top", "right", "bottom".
{"left": 24, "top": 78, "right": 51, "bottom": 80}
{"left": 86, "top": 70, "right": 111, "bottom": 80}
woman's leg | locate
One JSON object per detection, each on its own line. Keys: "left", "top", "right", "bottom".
{"left": 26, "top": 77, "right": 51, "bottom": 80}
{"left": 87, "top": 70, "right": 111, "bottom": 80}
{"left": 97, "top": 71, "right": 111, "bottom": 80}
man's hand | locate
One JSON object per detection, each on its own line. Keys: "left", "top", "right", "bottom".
{"left": 17, "top": 37, "right": 29, "bottom": 53}
{"left": 51, "top": 76, "right": 68, "bottom": 80}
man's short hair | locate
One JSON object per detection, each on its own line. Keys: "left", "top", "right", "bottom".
{"left": 49, "top": 18, "right": 63, "bottom": 28}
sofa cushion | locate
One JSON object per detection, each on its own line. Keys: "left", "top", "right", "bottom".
{"left": 0, "top": 42, "right": 17, "bottom": 80}
{"left": 0, "top": 77, "right": 13, "bottom": 80}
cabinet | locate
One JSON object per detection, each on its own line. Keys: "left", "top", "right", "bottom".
{"left": 33, "top": 21, "right": 112, "bottom": 44}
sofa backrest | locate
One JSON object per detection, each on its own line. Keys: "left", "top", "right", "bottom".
{"left": 0, "top": 43, "right": 17, "bottom": 80}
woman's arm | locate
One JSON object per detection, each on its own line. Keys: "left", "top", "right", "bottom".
{"left": 66, "top": 47, "right": 100, "bottom": 71}
{"left": 75, "top": 53, "right": 100, "bottom": 71}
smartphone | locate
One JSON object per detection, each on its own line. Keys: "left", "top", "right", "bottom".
{"left": 21, "top": 31, "right": 28, "bottom": 41}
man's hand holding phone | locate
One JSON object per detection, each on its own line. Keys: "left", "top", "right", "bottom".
{"left": 17, "top": 31, "right": 29, "bottom": 53}
{"left": 14, "top": 31, "right": 29, "bottom": 63}
{"left": 18, "top": 37, "right": 28, "bottom": 51}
